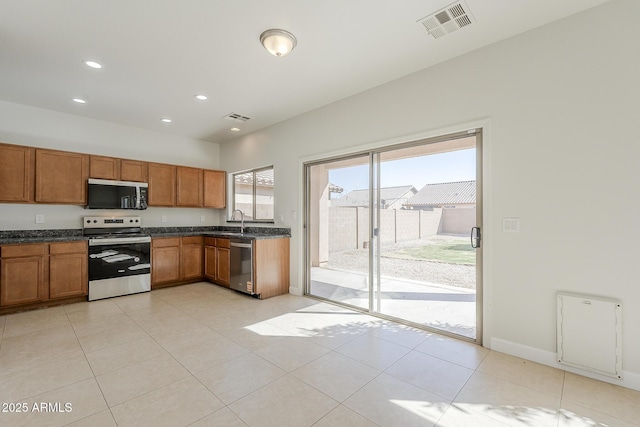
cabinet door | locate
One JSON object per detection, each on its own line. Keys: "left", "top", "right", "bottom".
{"left": 120, "top": 160, "right": 148, "bottom": 183}
{"left": 177, "top": 166, "right": 203, "bottom": 207}
{"left": 148, "top": 163, "right": 176, "bottom": 206}
{"left": 216, "top": 247, "right": 230, "bottom": 287}
{"left": 203, "top": 169, "right": 226, "bottom": 208}
{"left": 0, "top": 144, "right": 35, "bottom": 202}
{"left": 181, "top": 244, "right": 203, "bottom": 280}
{"left": 35, "top": 149, "right": 89, "bottom": 204}
{"left": 89, "top": 156, "right": 120, "bottom": 180}
{"left": 49, "top": 253, "right": 87, "bottom": 299}
{"left": 204, "top": 246, "right": 216, "bottom": 280}
{"left": 152, "top": 246, "right": 180, "bottom": 284}
{"left": 1, "top": 256, "right": 46, "bottom": 306}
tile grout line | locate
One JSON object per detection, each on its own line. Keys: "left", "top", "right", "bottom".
{"left": 65, "top": 305, "right": 118, "bottom": 425}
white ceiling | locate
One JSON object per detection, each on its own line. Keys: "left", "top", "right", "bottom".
{"left": 0, "top": 0, "right": 610, "bottom": 144}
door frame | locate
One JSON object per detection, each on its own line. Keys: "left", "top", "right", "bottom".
{"left": 303, "top": 128, "right": 484, "bottom": 345}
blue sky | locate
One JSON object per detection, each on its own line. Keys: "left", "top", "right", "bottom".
{"left": 329, "top": 148, "right": 476, "bottom": 196}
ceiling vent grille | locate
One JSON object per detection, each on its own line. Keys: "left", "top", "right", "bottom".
{"left": 418, "top": 0, "right": 475, "bottom": 40}
{"left": 223, "top": 113, "right": 251, "bottom": 122}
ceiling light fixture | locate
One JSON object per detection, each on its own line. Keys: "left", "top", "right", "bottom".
{"left": 194, "top": 94, "right": 208, "bottom": 101}
{"left": 260, "top": 29, "right": 297, "bottom": 57}
{"left": 72, "top": 98, "right": 86, "bottom": 104}
{"left": 230, "top": 127, "right": 240, "bottom": 132}
{"left": 160, "top": 118, "right": 172, "bottom": 123}
{"left": 84, "top": 60, "right": 103, "bottom": 69}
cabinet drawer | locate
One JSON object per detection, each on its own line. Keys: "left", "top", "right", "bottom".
{"left": 204, "top": 237, "right": 217, "bottom": 246}
{"left": 152, "top": 237, "right": 180, "bottom": 248}
{"left": 216, "top": 238, "right": 230, "bottom": 248}
{"left": 1, "top": 244, "right": 46, "bottom": 258}
{"left": 49, "top": 241, "right": 87, "bottom": 255}
{"left": 182, "top": 236, "right": 203, "bottom": 245}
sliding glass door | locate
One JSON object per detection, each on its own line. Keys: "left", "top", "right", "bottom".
{"left": 305, "top": 130, "right": 482, "bottom": 342}
{"left": 306, "top": 154, "right": 371, "bottom": 310}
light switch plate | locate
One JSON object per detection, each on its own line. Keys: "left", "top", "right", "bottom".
{"left": 503, "top": 217, "right": 520, "bottom": 232}
{"left": 200, "top": 215, "right": 205, "bottom": 222}
{"left": 161, "top": 215, "right": 167, "bottom": 223}
{"left": 35, "top": 214, "right": 45, "bottom": 224}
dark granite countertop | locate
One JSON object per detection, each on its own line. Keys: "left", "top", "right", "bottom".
{"left": 0, "top": 226, "right": 291, "bottom": 245}
{"left": 146, "top": 226, "right": 290, "bottom": 240}
{"left": 0, "top": 229, "right": 86, "bottom": 245}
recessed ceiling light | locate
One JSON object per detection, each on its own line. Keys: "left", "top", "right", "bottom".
{"left": 230, "top": 127, "right": 240, "bottom": 132}
{"left": 72, "top": 98, "right": 87, "bottom": 104}
{"left": 84, "top": 60, "right": 103, "bottom": 69}
{"left": 194, "top": 94, "right": 208, "bottom": 101}
{"left": 160, "top": 118, "right": 172, "bottom": 123}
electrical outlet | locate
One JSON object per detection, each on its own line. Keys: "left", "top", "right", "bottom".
{"left": 200, "top": 215, "right": 206, "bottom": 222}
{"left": 35, "top": 214, "right": 45, "bottom": 224}
{"left": 161, "top": 215, "right": 167, "bottom": 223}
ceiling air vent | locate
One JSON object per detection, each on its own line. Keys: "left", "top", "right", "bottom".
{"left": 418, "top": 0, "right": 475, "bottom": 40}
{"left": 223, "top": 113, "right": 251, "bottom": 122}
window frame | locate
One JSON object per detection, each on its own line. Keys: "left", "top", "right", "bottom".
{"left": 229, "top": 165, "right": 275, "bottom": 223}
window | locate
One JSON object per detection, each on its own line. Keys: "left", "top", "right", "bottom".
{"left": 231, "top": 166, "right": 274, "bottom": 221}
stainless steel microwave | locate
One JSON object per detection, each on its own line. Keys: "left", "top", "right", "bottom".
{"left": 86, "top": 179, "right": 148, "bottom": 210}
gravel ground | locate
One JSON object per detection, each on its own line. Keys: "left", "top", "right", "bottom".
{"left": 327, "top": 236, "right": 477, "bottom": 290}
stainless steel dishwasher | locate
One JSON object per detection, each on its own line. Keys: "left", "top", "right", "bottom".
{"left": 229, "top": 238, "right": 254, "bottom": 295}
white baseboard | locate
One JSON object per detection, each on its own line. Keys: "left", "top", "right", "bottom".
{"left": 490, "top": 337, "right": 640, "bottom": 392}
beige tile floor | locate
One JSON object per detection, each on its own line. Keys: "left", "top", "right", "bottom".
{"left": 0, "top": 282, "right": 639, "bottom": 427}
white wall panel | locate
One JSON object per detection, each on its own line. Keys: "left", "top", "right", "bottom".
{"left": 219, "top": 0, "right": 640, "bottom": 383}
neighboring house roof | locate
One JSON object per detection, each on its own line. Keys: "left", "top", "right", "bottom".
{"left": 332, "top": 185, "right": 417, "bottom": 208}
{"left": 405, "top": 180, "right": 476, "bottom": 207}
{"left": 329, "top": 183, "right": 343, "bottom": 194}
{"left": 234, "top": 170, "right": 274, "bottom": 186}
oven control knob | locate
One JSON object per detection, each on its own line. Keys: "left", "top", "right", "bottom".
{"left": 135, "top": 219, "right": 139, "bottom": 223}
{"left": 129, "top": 219, "right": 133, "bottom": 223}
{"left": 93, "top": 220, "right": 98, "bottom": 223}
{"left": 86, "top": 220, "right": 91, "bottom": 223}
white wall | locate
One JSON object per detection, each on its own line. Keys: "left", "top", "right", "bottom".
{"left": 220, "top": 0, "right": 640, "bottom": 388}
{"left": 0, "top": 101, "right": 222, "bottom": 230}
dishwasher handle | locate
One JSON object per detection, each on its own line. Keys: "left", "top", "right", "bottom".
{"left": 230, "top": 242, "right": 252, "bottom": 248}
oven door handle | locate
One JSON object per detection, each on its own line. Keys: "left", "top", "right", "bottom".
{"left": 89, "top": 236, "right": 151, "bottom": 246}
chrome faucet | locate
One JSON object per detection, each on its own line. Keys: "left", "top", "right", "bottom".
{"left": 233, "top": 209, "right": 245, "bottom": 234}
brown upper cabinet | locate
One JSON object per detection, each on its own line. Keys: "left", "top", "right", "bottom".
{"left": 0, "top": 143, "right": 35, "bottom": 203}
{"left": 120, "top": 159, "right": 148, "bottom": 182}
{"left": 35, "top": 149, "right": 88, "bottom": 204}
{"left": 177, "top": 166, "right": 203, "bottom": 207}
{"left": 90, "top": 156, "right": 149, "bottom": 183}
{"left": 89, "top": 155, "right": 120, "bottom": 180}
{"left": 203, "top": 169, "right": 226, "bottom": 208}
{"left": 0, "top": 141, "right": 225, "bottom": 208}
{"left": 148, "top": 163, "right": 176, "bottom": 206}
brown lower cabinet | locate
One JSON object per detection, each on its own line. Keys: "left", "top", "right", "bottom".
{"left": 204, "top": 237, "right": 230, "bottom": 287}
{"left": 151, "top": 237, "right": 181, "bottom": 285}
{"left": 254, "top": 238, "right": 290, "bottom": 299}
{"left": 181, "top": 236, "right": 203, "bottom": 280}
{"left": 49, "top": 242, "right": 88, "bottom": 299}
{"left": 151, "top": 236, "right": 204, "bottom": 287}
{"left": 0, "top": 241, "right": 87, "bottom": 308}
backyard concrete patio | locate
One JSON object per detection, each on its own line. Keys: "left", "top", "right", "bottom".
{"left": 310, "top": 267, "right": 476, "bottom": 339}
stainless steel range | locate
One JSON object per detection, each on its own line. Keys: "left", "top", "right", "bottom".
{"left": 84, "top": 216, "right": 151, "bottom": 301}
